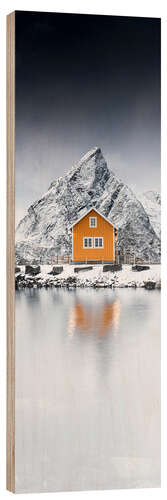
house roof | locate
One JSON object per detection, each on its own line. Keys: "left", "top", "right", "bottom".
{"left": 69, "top": 207, "right": 118, "bottom": 230}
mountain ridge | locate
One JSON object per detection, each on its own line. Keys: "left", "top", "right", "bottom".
{"left": 138, "top": 190, "right": 161, "bottom": 239}
{"left": 16, "top": 147, "right": 161, "bottom": 264}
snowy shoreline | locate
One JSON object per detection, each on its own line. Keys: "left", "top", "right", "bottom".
{"left": 15, "top": 264, "right": 161, "bottom": 290}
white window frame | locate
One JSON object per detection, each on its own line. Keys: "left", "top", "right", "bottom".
{"left": 94, "top": 237, "right": 104, "bottom": 248}
{"left": 83, "top": 237, "right": 94, "bottom": 249}
{"left": 89, "top": 216, "right": 97, "bottom": 228}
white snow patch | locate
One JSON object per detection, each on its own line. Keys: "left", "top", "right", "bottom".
{"left": 19, "top": 264, "right": 161, "bottom": 288}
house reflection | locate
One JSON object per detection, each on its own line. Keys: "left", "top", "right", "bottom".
{"left": 68, "top": 299, "right": 120, "bottom": 337}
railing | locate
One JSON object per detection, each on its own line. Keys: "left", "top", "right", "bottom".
{"left": 16, "top": 253, "right": 160, "bottom": 267}
{"left": 50, "top": 256, "right": 160, "bottom": 266}
{"left": 50, "top": 255, "right": 72, "bottom": 265}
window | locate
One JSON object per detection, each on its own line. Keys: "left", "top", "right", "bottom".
{"left": 89, "top": 217, "right": 97, "bottom": 228}
{"left": 83, "top": 237, "right": 104, "bottom": 249}
{"left": 94, "top": 237, "right": 103, "bottom": 248}
{"left": 83, "top": 237, "right": 93, "bottom": 248}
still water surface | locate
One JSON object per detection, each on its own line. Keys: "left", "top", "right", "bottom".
{"left": 15, "top": 288, "right": 160, "bottom": 492}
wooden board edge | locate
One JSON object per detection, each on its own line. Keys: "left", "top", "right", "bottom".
{"left": 6, "top": 11, "right": 15, "bottom": 493}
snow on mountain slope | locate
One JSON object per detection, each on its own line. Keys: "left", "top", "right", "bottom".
{"left": 138, "top": 191, "right": 161, "bottom": 239}
{"left": 15, "top": 147, "right": 161, "bottom": 264}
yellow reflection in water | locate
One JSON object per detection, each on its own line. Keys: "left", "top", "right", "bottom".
{"left": 97, "top": 300, "right": 120, "bottom": 336}
{"left": 68, "top": 299, "right": 120, "bottom": 337}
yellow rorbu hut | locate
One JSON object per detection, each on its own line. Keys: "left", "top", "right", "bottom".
{"left": 70, "top": 207, "right": 117, "bottom": 264}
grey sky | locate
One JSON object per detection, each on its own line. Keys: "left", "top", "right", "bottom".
{"left": 15, "top": 12, "right": 161, "bottom": 226}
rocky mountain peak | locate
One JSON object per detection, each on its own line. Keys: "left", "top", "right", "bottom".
{"left": 15, "top": 147, "right": 161, "bottom": 264}
{"left": 142, "top": 191, "right": 161, "bottom": 205}
{"left": 138, "top": 190, "right": 161, "bottom": 239}
{"left": 67, "top": 146, "right": 111, "bottom": 191}
{"left": 77, "top": 146, "right": 102, "bottom": 164}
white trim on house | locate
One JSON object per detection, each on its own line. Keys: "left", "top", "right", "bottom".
{"left": 83, "top": 237, "right": 94, "bottom": 249}
{"left": 94, "top": 237, "right": 104, "bottom": 248}
{"left": 83, "top": 237, "right": 104, "bottom": 249}
{"left": 89, "top": 216, "right": 97, "bottom": 228}
{"left": 69, "top": 206, "right": 117, "bottom": 230}
{"left": 72, "top": 226, "right": 73, "bottom": 260}
{"left": 113, "top": 228, "right": 115, "bottom": 262}
{"left": 113, "top": 227, "right": 118, "bottom": 262}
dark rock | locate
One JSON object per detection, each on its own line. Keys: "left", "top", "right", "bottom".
{"left": 132, "top": 265, "right": 150, "bottom": 272}
{"left": 103, "top": 264, "right": 122, "bottom": 272}
{"left": 16, "top": 258, "right": 27, "bottom": 265}
{"left": 66, "top": 276, "right": 77, "bottom": 283}
{"left": 94, "top": 283, "right": 105, "bottom": 288}
{"left": 25, "top": 265, "right": 41, "bottom": 275}
{"left": 74, "top": 266, "right": 93, "bottom": 273}
{"left": 144, "top": 280, "right": 156, "bottom": 290}
{"left": 15, "top": 266, "right": 21, "bottom": 273}
{"left": 15, "top": 273, "right": 25, "bottom": 282}
{"left": 48, "top": 266, "right": 63, "bottom": 275}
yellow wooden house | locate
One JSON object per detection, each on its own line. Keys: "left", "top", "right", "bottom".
{"left": 70, "top": 207, "right": 117, "bottom": 264}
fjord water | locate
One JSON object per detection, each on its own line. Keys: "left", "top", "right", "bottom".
{"left": 15, "top": 288, "right": 160, "bottom": 492}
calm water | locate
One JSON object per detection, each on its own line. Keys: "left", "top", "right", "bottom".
{"left": 15, "top": 288, "right": 160, "bottom": 492}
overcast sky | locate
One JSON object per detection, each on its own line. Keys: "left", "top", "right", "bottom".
{"left": 15, "top": 11, "right": 161, "bottom": 225}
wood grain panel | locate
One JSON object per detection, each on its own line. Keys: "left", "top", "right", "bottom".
{"left": 7, "top": 10, "right": 15, "bottom": 493}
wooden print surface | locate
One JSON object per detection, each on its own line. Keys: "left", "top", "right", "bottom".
{"left": 7, "top": 11, "right": 161, "bottom": 493}
{"left": 7, "top": 11, "right": 15, "bottom": 493}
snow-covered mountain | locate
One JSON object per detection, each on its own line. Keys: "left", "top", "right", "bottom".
{"left": 15, "top": 147, "right": 161, "bottom": 264}
{"left": 138, "top": 191, "right": 161, "bottom": 239}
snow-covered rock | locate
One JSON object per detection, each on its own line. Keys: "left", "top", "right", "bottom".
{"left": 15, "top": 264, "right": 161, "bottom": 289}
{"left": 138, "top": 191, "right": 161, "bottom": 239}
{"left": 16, "top": 147, "right": 161, "bottom": 264}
